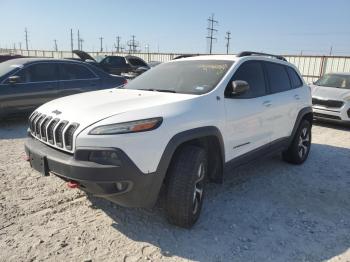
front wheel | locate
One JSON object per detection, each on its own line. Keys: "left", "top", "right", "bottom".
{"left": 165, "top": 145, "right": 207, "bottom": 228}
{"left": 282, "top": 120, "right": 312, "bottom": 164}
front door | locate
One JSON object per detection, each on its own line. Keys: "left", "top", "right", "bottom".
{"left": 224, "top": 61, "right": 273, "bottom": 161}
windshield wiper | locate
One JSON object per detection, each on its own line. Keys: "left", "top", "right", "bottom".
{"left": 139, "top": 88, "right": 177, "bottom": 93}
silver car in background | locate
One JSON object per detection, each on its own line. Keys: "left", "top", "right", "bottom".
{"left": 311, "top": 73, "right": 350, "bottom": 123}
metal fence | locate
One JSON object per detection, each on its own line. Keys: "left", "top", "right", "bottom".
{"left": 1, "top": 48, "right": 350, "bottom": 83}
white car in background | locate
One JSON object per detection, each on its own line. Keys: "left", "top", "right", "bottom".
{"left": 311, "top": 73, "right": 350, "bottom": 123}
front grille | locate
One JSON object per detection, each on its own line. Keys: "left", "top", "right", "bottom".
{"left": 28, "top": 111, "right": 79, "bottom": 152}
{"left": 314, "top": 112, "right": 341, "bottom": 120}
{"left": 312, "top": 98, "right": 344, "bottom": 108}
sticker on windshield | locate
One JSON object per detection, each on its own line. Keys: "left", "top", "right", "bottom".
{"left": 195, "top": 86, "right": 205, "bottom": 91}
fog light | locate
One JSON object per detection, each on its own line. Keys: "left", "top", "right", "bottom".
{"left": 115, "top": 181, "right": 129, "bottom": 192}
{"left": 89, "top": 151, "right": 121, "bottom": 166}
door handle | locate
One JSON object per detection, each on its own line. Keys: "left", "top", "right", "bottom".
{"left": 294, "top": 94, "right": 300, "bottom": 100}
{"left": 263, "top": 101, "right": 272, "bottom": 107}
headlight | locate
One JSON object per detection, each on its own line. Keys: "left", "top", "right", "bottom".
{"left": 89, "top": 117, "right": 163, "bottom": 135}
{"left": 344, "top": 96, "right": 350, "bottom": 102}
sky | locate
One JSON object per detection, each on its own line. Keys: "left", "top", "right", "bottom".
{"left": 1, "top": 0, "right": 350, "bottom": 55}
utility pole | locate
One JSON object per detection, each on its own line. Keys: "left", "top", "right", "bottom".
{"left": 206, "top": 14, "right": 218, "bottom": 54}
{"left": 329, "top": 46, "right": 333, "bottom": 56}
{"left": 77, "top": 30, "right": 80, "bottom": 50}
{"left": 99, "top": 37, "right": 103, "bottom": 52}
{"left": 25, "top": 28, "right": 29, "bottom": 50}
{"left": 70, "top": 29, "right": 74, "bottom": 52}
{"left": 127, "top": 35, "right": 138, "bottom": 53}
{"left": 225, "top": 31, "right": 231, "bottom": 54}
{"left": 53, "top": 39, "right": 58, "bottom": 51}
{"left": 115, "top": 36, "right": 121, "bottom": 52}
{"left": 79, "top": 38, "right": 84, "bottom": 50}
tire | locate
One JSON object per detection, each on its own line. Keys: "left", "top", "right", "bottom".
{"left": 282, "top": 119, "right": 312, "bottom": 164}
{"left": 165, "top": 145, "right": 207, "bottom": 228}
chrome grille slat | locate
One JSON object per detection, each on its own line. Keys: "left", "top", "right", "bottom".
{"left": 29, "top": 111, "right": 79, "bottom": 153}
{"left": 40, "top": 116, "right": 52, "bottom": 141}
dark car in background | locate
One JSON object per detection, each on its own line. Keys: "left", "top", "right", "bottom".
{"left": 0, "top": 54, "right": 25, "bottom": 63}
{"left": 0, "top": 58, "right": 126, "bottom": 118}
{"left": 73, "top": 50, "right": 150, "bottom": 78}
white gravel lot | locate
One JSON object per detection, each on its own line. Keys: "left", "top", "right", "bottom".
{"left": 0, "top": 118, "right": 349, "bottom": 262}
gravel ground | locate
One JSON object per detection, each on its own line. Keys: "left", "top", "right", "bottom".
{"left": 0, "top": 118, "right": 349, "bottom": 262}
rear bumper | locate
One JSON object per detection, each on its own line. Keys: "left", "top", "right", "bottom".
{"left": 24, "top": 136, "right": 162, "bottom": 208}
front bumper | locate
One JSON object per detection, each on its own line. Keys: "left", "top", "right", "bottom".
{"left": 312, "top": 104, "right": 350, "bottom": 123}
{"left": 24, "top": 136, "right": 162, "bottom": 208}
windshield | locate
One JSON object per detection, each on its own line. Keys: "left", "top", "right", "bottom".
{"left": 124, "top": 60, "right": 233, "bottom": 95}
{"left": 315, "top": 74, "right": 350, "bottom": 89}
{"left": 0, "top": 60, "right": 23, "bottom": 77}
{"left": 94, "top": 56, "right": 105, "bottom": 63}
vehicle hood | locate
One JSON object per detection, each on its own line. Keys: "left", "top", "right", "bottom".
{"left": 72, "top": 50, "right": 96, "bottom": 62}
{"left": 36, "top": 89, "right": 196, "bottom": 128}
{"left": 311, "top": 84, "right": 350, "bottom": 100}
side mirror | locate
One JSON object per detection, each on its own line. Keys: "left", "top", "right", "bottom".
{"left": 8, "top": 75, "right": 21, "bottom": 84}
{"left": 231, "top": 80, "right": 249, "bottom": 96}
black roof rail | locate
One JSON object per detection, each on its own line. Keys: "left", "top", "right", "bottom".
{"left": 237, "top": 51, "right": 287, "bottom": 62}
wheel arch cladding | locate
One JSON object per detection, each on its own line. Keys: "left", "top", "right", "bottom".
{"left": 289, "top": 106, "right": 313, "bottom": 146}
{"left": 156, "top": 126, "right": 225, "bottom": 184}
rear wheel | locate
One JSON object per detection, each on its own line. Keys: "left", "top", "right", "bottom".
{"left": 165, "top": 145, "right": 207, "bottom": 228}
{"left": 283, "top": 120, "right": 311, "bottom": 164}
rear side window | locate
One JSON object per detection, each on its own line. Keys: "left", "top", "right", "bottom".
{"left": 227, "top": 61, "right": 266, "bottom": 98}
{"left": 59, "top": 64, "right": 96, "bottom": 80}
{"left": 264, "top": 62, "right": 292, "bottom": 93}
{"left": 104, "top": 57, "right": 127, "bottom": 67}
{"left": 17, "top": 63, "right": 58, "bottom": 83}
{"left": 286, "top": 67, "right": 303, "bottom": 88}
{"left": 127, "top": 58, "right": 148, "bottom": 67}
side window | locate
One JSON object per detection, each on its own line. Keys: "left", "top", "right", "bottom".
{"left": 265, "top": 62, "right": 292, "bottom": 93}
{"left": 286, "top": 66, "right": 303, "bottom": 88}
{"left": 226, "top": 61, "right": 266, "bottom": 98}
{"left": 17, "top": 63, "right": 58, "bottom": 83}
{"left": 59, "top": 64, "right": 96, "bottom": 80}
{"left": 104, "top": 57, "right": 127, "bottom": 67}
{"left": 127, "top": 58, "right": 147, "bottom": 67}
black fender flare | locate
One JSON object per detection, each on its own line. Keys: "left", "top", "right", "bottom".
{"left": 288, "top": 106, "right": 313, "bottom": 146}
{"left": 147, "top": 126, "right": 225, "bottom": 205}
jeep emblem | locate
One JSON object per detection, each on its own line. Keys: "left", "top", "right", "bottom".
{"left": 52, "top": 110, "right": 62, "bottom": 115}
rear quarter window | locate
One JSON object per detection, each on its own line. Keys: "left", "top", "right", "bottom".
{"left": 286, "top": 66, "right": 303, "bottom": 88}
{"left": 264, "top": 62, "right": 292, "bottom": 93}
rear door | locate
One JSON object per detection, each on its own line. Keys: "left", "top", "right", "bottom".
{"left": 0, "top": 62, "right": 59, "bottom": 114}
{"left": 58, "top": 63, "right": 101, "bottom": 98}
{"left": 224, "top": 60, "right": 273, "bottom": 160}
{"left": 263, "top": 61, "right": 299, "bottom": 141}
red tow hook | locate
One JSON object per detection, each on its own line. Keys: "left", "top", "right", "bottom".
{"left": 23, "top": 154, "right": 30, "bottom": 161}
{"left": 67, "top": 181, "right": 79, "bottom": 189}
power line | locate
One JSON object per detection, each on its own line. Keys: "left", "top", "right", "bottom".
{"left": 225, "top": 31, "right": 231, "bottom": 54}
{"left": 206, "top": 14, "right": 218, "bottom": 54}
{"left": 25, "top": 28, "right": 29, "bottom": 50}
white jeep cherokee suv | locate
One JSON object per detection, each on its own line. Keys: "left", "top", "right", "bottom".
{"left": 25, "top": 51, "right": 313, "bottom": 228}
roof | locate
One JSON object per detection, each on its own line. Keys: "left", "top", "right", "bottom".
{"left": 4, "top": 57, "right": 87, "bottom": 65}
